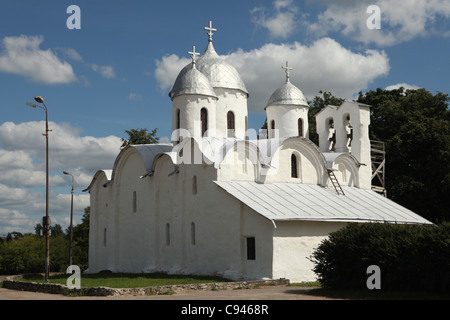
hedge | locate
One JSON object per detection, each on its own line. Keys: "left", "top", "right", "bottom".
{"left": 310, "top": 222, "right": 450, "bottom": 293}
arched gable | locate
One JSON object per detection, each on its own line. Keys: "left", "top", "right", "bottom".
{"left": 323, "top": 153, "right": 361, "bottom": 187}
{"left": 262, "top": 137, "right": 328, "bottom": 185}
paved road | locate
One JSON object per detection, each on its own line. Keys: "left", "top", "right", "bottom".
{"left": 0, "top": 285, "right": 337, "bottom": 300}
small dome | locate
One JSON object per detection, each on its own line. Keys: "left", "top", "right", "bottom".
{"left": 195, "top": 42, "right": 248, "bottom": 96}
{"left": 169, "top": 63, "right": 217, "bottom": 100}
{"left": 266, "top": 81, "right": 309, "bottom": 108}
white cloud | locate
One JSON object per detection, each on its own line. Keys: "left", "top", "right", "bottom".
{"left": 0, "top": 35, "right": 77, "bottom": 84}
{"left": 154, "top": 54, "right": 190, "bottom": 91}
{"left": 58, "top": 47, "right": 117, "bottom": 79}
{"left": 385, "top": 83, "right": 421, "bottom": 91}
{"left": 0, "top": 121, "right": 122, "bottom": 233}
{"left": 251, "top": 0, "right": 299, "bottom": 39}
{"left": 308, "top": 0, "right": 450, "bottom": 46}
{"left": 155, "top": 38, "right": 390, "bottom": 113}
{"left": 91, "top": 63, "right": 116, "bottom": 79}
{"left": 0, "top": 121, "right": 122, "bottom": 188}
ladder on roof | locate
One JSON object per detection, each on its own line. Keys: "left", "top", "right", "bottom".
{"left": 327, "top": 170, "right": 345, "bottom": 196}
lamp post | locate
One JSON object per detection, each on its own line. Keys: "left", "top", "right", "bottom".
{"left": 63, "top": 171, "right": 74, "bottom": 267}
{"left": 27, "top": 96, "right": 50, "bottom": 283}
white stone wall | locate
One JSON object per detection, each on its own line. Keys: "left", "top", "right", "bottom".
{"left": 272, "top": 221, "right": 346, "bottom": 282}
{"left": 316, "top": 101, "right": 372, "bottom": 189}
{"left": 266, "top": 105, "right": 309, "bottom": 139}
{"left": 214, "top": 88, "right": 248, "bottom": 140}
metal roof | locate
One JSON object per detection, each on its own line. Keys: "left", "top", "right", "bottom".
{"left": 214, "top": 181, "right": 432, "bottom": 225}
{"left": 266, "top": 81, "right": 309, "bottom": 108}
{"left": 195, "top": 42, "right": 248, "bottom": 95}
{"left": 169, "top": 63, "right": 218, "bottom": 100}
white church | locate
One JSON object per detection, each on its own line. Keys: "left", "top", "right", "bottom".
{"left": 84, "top": 21, "right": 431, "bottom": 282}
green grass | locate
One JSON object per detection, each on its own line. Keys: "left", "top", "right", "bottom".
{"left": 21, "top": 272, "right": 232, "bottom": 288}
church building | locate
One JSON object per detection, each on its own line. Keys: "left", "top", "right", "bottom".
{"left": 84, "top": 21, "right": 431, "bottom": 282}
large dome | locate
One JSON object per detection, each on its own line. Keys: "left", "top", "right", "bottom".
{"left": 169, "top": 63, "right": 217, "bottom": 100}
{"left": 266, "top": 81, "right": 309, "bottom": 108}
{"left": 195, "top": 42, "right": 248, "bottom": 96}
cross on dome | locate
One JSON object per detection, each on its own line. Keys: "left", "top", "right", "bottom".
{"left": 282, "top": 61, "right": 293, "bottom": 83}
{"left": 188, "top": 46, "right": 200, "bottom": 65}
{"left": 204, "top": 20, "right": 217, "bottom": 42}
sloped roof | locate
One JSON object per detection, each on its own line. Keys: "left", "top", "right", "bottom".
{"left": 214, "top": 181, "right": 432, "bottom": 225}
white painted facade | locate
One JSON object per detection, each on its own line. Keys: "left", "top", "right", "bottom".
{"left": 85, "top": 22, "right": 432, "bottom": 282}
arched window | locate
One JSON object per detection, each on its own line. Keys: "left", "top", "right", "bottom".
{"left": 201, "top": 108, "right": 208, "bottom": 137}
{"left": 270, "top": 120, "right": 275, "bottom": 138}
{"left": 298, "top": 118, "right": 303, "bottom": 137}
{"left": 227, "top": 111, "right": 235, "bottom": 137}
{"left": 191, "top": 222, "right": 196, "bottom": 245}
{"left": 291, "top": 154, "right": 298, "bottom": 178}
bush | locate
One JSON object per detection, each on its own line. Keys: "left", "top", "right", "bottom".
{"left": 310, "top": 222, "right": 450, "bottom": 293}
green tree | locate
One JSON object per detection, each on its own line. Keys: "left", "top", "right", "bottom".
{"left": 357, "top": 87, "right": 450, "bottom": 222}
{"left": 71, "top": 207, "right": 90, "bottom": 270}
{"left": 121, "top": 128, "right": 159, "bottom": 149}
{"left": 308, "top": 90, "right": 345, "bottom": 145}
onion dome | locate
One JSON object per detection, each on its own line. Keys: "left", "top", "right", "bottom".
{"left": 195, "top": 41, "right": 248, "bottom": 96}
{"left": 266, "top": 61, "right": 309, "bottom": 108}
{"left": 169, "top": 46, "right": 217, "bottom": 100}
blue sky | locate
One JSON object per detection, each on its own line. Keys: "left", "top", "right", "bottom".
{"left": 0, "top": 0, "right": 449, "bottom": 234}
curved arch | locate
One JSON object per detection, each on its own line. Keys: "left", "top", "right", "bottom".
{"left": 111, "top": 144, "right": 173, "bottom": 182}
{"left": 264, "top": 137, "right": 328, "bottom": 185}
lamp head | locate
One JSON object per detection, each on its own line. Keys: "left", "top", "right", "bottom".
{"left": 34, "top": 96, "right": 44, "bottom": 103}
{"left": 26, "top": 102, "right": 38, "bottom": 108}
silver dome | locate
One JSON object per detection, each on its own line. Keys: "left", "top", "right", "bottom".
{"left": 266, "top": 81, "right": 309, "bottom": 108}
{"left": 169, "top": 63, "right": 217, "bottom": 100}
{"left": 195, "top": 42, "right": 248, "bottom": 96}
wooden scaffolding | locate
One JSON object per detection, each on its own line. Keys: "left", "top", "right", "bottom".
{"left": 370, "top": 140, "right": 386, "bottom": 197}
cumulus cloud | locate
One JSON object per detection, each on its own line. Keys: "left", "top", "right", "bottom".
{"left": 385, "top": 83, "right": 421, "bottom": 91}
{"left": 0, "top": 35, "right": 77, "bottom": 84}
{"left": 154, "top": 38, "right": 390, "bottom": 113}
{"left": 251, "top": 0, "right": 300, "bottom": 39}
{"left": 58, "top": 47, "right": 116, "bottom": 79}
{"left": 308, "top": 0, "right": 450, "bottom": 46}
{"left": 0, "top": 121, "right": 122, "bottom": 233}
{"left": 154, "top": 54, "right": 190, "bottom": 91}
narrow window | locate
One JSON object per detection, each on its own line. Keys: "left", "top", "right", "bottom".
{"left": 166, "top": 223, "right": 170, "bottom": 246}
{"left": 291, "top": 154, "right": 298, "bottom": 178}
{"left": 192, "top": 175, "right": 197, "bottom": 195}
{"left": 132, "top": 191, "right": 137, "bottom": 213}
{"left": 227, "top": 111, "right": 235, "bottom": 137}
{"left": 201, "top": 108, "right": 208, "bottom": 137}
{"left": 298, "top": 118, "right": 303, "bottom": 137}
{"left": 103, "top": 228, "right": 107, "bottom": 247}
{"left": 176, "top": 108, "right": 180, "bottom": 129}
{"left": 328, "top": 118, "right": 336, "bottom": 152}
{"left": 270, "top": 120, "right": 275, "bottom": 138}
{"left": 191, "top": 222, "right": 196, "bottom": 245}
{"left": 246, "top": 237, "right": 256, "bottom": 260}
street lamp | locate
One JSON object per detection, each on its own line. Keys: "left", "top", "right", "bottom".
{"left": 27, "top": 96, "right": 50, "bottom": 283}
{"left": 63, "top": 171, "right": 74, "bottom": 267}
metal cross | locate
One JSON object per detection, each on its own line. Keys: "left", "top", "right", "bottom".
{"left": 188, "top": 46, "right": 200, "bottom": 64}
{"left": 204, "top": 20, "right": 217, "bottom": 42}
{"left": 282, "top": 61, "right": 293, "bottom": 82}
